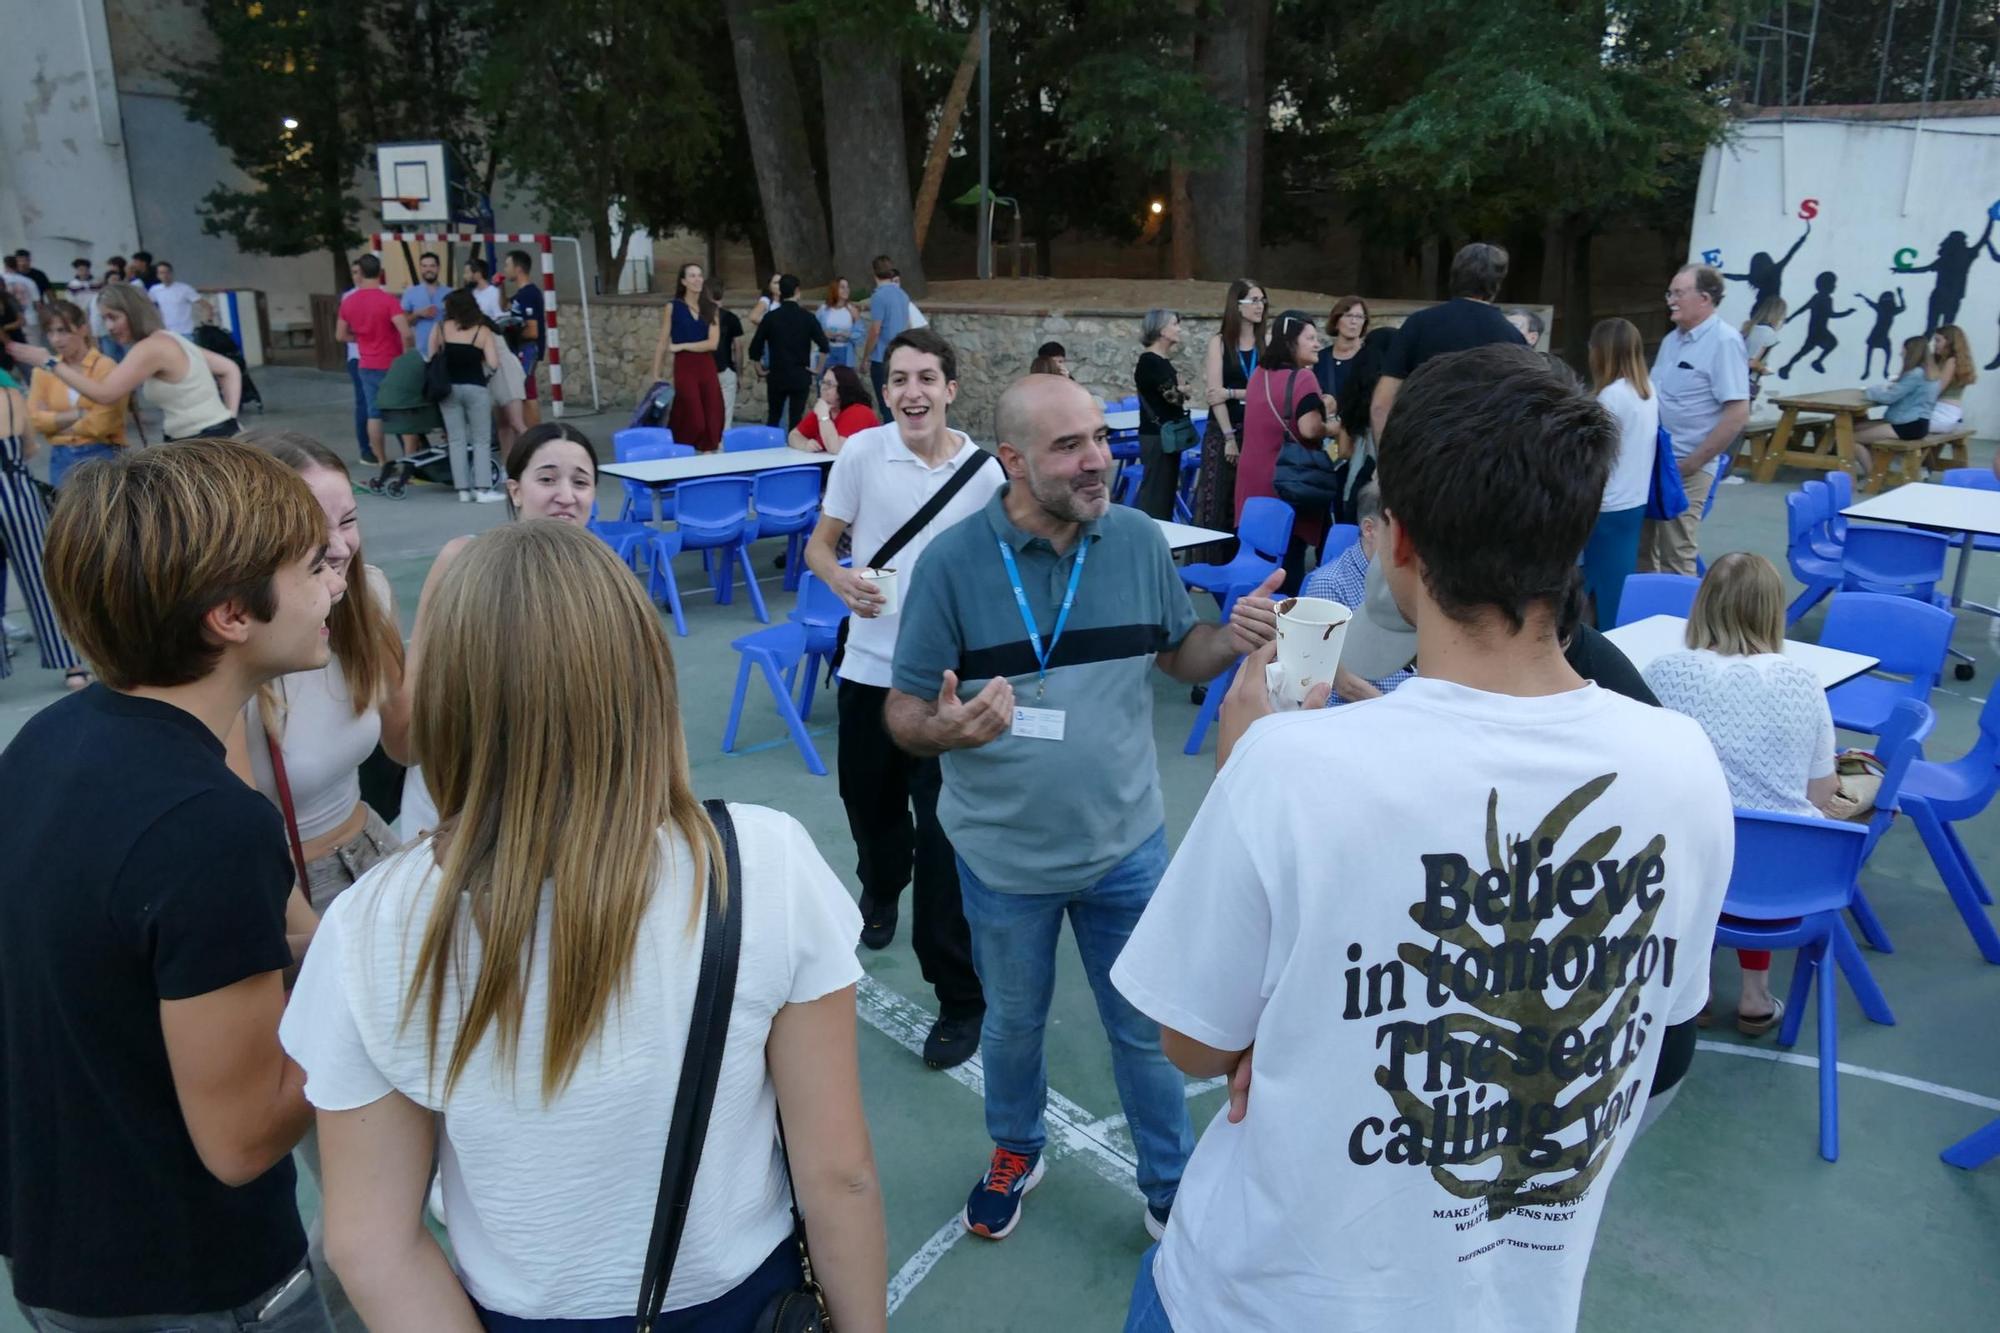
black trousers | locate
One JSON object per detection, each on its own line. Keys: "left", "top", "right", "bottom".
{"left": 766, "top": 382, "right": 809, "bottom": 430}
{"left": 1136, "top": 433, "right": 1181, "bottom": 520}
{"left": 837, "top": 679, "right": 983, "bottom": 1020}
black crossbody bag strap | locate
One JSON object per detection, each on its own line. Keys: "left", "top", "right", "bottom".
{"left": 866, "top": 447, "right": 998, "bottom": 570}
{"left": 636, "top": 800, "right": 744, "bottom": 1330}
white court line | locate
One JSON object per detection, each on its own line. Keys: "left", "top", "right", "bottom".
{"left": 854, "top": 978, "right": 1144, "bottom": 1202}
{"left": 1088, "top": 1076, "right": 1225, "bottom": 1139}
{"left": 886, "top": 1212, "right": 970, "bottom": 1316}
{"left": 1695, "top": 1039, "right": 2000, "bottom": 1111}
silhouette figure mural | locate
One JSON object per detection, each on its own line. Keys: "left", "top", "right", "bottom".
{"left": 1725, "top": 221, "right": 1811, "bottom": 311}
{"left": 1896, "top": 213, "right": 1996, "bottom": 335}
{"left": 1855, "top": 288, "right": 1906, "bottom": 379}
{"left": 1777, "top": 272, "right": 1853, "bottom": 380}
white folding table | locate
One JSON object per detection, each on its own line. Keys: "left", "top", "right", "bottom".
{"left": 599, "top": 448, "right": 835, "bottom": 487}
{"left": 1602, "top": 615, "right": 1879, "bottom": 691}
{"left": 1843, "top": 482, "right": 2000, "bottom": 678}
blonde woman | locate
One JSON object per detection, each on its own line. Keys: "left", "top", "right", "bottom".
{"left": 280, "top": 521, "right": 887, "bottom": 1330}
{"left": 1740, "top": 295, "right": 1786, "bottom": 402}
{"left": 1642, "top": 552, "right": 1838, "bottom": 1035}
{"left": 1583, "top": 317, "right": 1660, "bottom": 628}
{"left": 1930, "top": 323, "right": 1977, "bottom": 434}
{"left": 6, "top": 281, "right": 240, "bottom": 441}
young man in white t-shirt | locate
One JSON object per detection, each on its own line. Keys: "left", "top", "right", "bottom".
{"left": 804, "top": 327, "right": 1002, "bottom": 1070}
{"left": 1111, "top": 343, "right": 1735, "bottom": 1333}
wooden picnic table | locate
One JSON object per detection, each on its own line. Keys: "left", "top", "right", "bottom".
{"left": 1750, "top": 388, "right": 1872, "bottom": 485}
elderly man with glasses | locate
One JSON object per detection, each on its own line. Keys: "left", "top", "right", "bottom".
{"left": 1641, "top": 264, "right": 1749, "bottom": 576}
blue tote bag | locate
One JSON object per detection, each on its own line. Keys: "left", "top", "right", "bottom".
{"left": 1646, "top": 425, "right": 1689, "bottom": 522}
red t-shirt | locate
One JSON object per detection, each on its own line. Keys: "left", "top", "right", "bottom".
{"left": 798, "top": 403, "right": 880, "bottom": 448}
{"left": 340, "top": 286, "right": 405, "bottom": 370}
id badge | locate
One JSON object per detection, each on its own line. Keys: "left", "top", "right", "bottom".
{"left": 1011, "top": 706, "right": 1067, "bottom": 741}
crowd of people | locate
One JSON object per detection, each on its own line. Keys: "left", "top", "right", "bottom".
{"left": 0, "top": 239, "right": 1986, "bottom": 1333}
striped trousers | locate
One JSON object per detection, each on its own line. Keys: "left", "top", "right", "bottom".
{"left": 0, "top": 433, "right": 81, "bottom": 676}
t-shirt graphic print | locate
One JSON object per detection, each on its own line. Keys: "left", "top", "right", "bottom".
{"left": 1112, "top": 678, "right": 1734, "bottom": 1333}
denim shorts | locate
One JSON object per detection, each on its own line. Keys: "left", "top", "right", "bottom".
{"left": 356, "top": 367, "right": 389, "bottom": 420}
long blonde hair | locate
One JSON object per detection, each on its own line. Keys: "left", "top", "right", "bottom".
{"left": 95, "top": 281, "right": 162, "bottom": 341}
{"left": 1588, "top": 317, "right": 1652, "bottom": 399}
{"left": 404, "top": 520, "right": 720, "bottom": 1100}
{"left": 1685, "top": 552, "right": 1785, "bottom": 657}
{"left": 244, "top": 430, "right": 403, "bottom": 722}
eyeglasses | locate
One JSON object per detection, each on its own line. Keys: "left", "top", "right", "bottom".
{"left": 1664, "top": 288, "right": 1705, "bottom": 303}
{"left": 1239, "top": 296, "right": 1267, "bottom": 306}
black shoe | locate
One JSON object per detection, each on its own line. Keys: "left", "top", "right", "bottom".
{"left": 858, "top": 894, "right": 898, "bottom": 951}
{"left": 924, "top": 1013, "right": 983, "bottom": 1070}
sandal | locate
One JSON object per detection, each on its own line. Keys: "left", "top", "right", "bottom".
{"left": 63, "top": 670, "right": 90, "bottom": 692}
{"left": 1736, "top": 998, "right": 1785, "bottom": 1038}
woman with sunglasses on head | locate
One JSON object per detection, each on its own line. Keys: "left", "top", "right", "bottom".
{"left": 1237, "top": 309, "right": 1335, "bottom": 590}
{"left": 1188, "top": 280, "right": 1267, "bottom": 560}
{"left": 279, "top": 519, "right": 888, "bottom": 1331}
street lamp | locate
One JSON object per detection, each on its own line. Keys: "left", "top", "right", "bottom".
{"left": 1150, "top": 200, "right": 1164, "bottom": 215}
{"left": 282, "top": 117, "right": 299, "bottom": 130}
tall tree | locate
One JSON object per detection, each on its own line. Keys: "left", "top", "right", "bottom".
{"left": 1187, "top": 0, "right": 1267, "bottom": 280}
{"left": 480, "top": 0, "right": 720, "bottom": 279}
{"left": 726, "top": 0, "right": 834, "bottom": 281}
{"left": 817, "top": 8, "right": 930, "bottom": 294}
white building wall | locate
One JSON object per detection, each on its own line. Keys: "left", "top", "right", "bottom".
{"left": 1691, "top": 110, "right": 2000, "bottom": 437}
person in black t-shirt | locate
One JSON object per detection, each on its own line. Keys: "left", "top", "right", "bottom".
{"left": 504, "top": 249, "right": 547, "bottom": 427}
{"left": 711, "top": 279, "right": 746, "bottom": 435}
{"left": 0, "top": 439, "right": 342, "bottom": 1329}
{"left": 1370, "top": 241, "right": 1527, "bottom": 440}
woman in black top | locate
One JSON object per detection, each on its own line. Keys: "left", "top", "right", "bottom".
{"left": 428, "top": 289, "right": 502, "bottom": 502}
{"left": 1191, "top": 278, "right": 1267, "bottom": 557}
{"left": 1134, "top": 308, "right": 1190, "bottom": 520}
{"left": 1315, "top": 296, "right": 1368, "bottom": 400}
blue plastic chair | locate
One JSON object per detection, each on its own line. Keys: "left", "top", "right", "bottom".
{"left": 1715, "top": 700, "right": 1929, "bottom": 1162}
{"left": 1940, "top": 468, "right": 2000, "bottom": 553}
{"left": 588, "top": 505, "right": 687, "bottom": 636}
{"left": 1182, "top": 576, "right": 1266, "bottom": 755}
{"left": 1180, "top": 497, "right": 1294, "bottom": 603}
{"left": 785, "top": 568, "right": 851, "bottom": 722}
{"left": 653, "top": 476, "right": 768, "bottom": 630}
{"left": 1785, "top": 491, "right": 1843, "bottom": 625}
{"left": 752, "top": 466, "right": 825, "bottom": 591}
{"left": 721, "top": 589, "right": 830, "bottom": 777}
{"left": 1173, "top": 444, "right": 1204, "bottom": 523}
{"left": 1614, "top": 572, "right": 1701, "bottom": 627}
{"left": 1317, "top": 524, "right": 1361, "bottom": 569}
{"left": 1114, "top": 465, "right": 1143, "bottom": 506}
{"left": 1896, "top": 686, "right": 2000, "bottom": 963}
{"left": 1824, "top": 469, "right": 1853, "bottom": 544}
{"left": 1820, "top": 592, "right": 1953, "bottom": 738}
{"left": 1799, "top": 479, "right": 1843, "bottom": 560}
{"left": 1840, "top": 526, "right": 1950, "bottom": 602}
{"left": 1943, "top": 1116, "right": 2000, "bottom": 1170}
{"left": 722, "top": 425, "right": 787, "bottom": 452}
{"left": 613, "top": 434, "right": 695, "bottom": 523}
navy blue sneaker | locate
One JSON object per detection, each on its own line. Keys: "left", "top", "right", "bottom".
{"left": 962, "top": 1147, "right": 1044, "bottom": 1240}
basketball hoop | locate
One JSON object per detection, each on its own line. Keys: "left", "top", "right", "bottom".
{"left": 372, "top": 196, "right": 424, "bottom": 213}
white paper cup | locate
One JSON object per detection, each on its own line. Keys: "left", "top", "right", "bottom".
{"left": 1273, "top": 596, "right": 1352, "bottom": 704}
{"left": 859, "top": 566, "right": 899, "bottom": 615}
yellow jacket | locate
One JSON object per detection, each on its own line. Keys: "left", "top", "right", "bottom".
{"left": 29, "top": 349, "right": 127, "bottom": 446}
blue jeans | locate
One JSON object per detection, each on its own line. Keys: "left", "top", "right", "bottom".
{"left": 344, "top": 359, "right": 369, "bottom": 452}
{"left": 1122, "top": 1244, "right": 1174, "bottom": 1332}
{"left": 473, "top": 1237, "right": 799, "bottom": 1332}
{"left": 1582, "top": 503, "right": 1646, "bottom": 630}
{"left": 956, "top": 826, "right": 1193, "bottom": 1212}
{"left": 49, "top": 443, "right": 119, "bottom": 488}
{"left": 15, "top": 1265, "right": 334, "bottom": 1332}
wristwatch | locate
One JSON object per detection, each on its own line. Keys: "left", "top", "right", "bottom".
{"left": 42, "top": 355, "right": 58, "bottom": 372}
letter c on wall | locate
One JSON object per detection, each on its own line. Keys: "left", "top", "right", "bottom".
{"left": 1893, "top": 247, "right": 1918, "bottom": 271}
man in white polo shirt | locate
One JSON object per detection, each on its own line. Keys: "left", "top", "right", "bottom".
{"left": 148, "top": 261, "right": 201, "bottom": 336}
{"left": 804, "top": 325, "right": 1001, "bottom": 1070}
{"left": 1640, "top": 263, "right": 1748, "bottom": 575}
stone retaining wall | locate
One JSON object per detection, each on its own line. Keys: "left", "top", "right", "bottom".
{"left": 576, "top": 296, "right": 1534, "bottom": 440}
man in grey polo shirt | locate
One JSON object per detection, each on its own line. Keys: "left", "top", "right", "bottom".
{"left": 1641, "top": 263, "right": 1749, "bottom": 575}
{"left": 886, "top": 374, "right": 1278, "bottom": 1246}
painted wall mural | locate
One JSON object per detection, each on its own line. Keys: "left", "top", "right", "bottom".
{"left": 1691, "top": 114, "right": 2000, "bottom": 433}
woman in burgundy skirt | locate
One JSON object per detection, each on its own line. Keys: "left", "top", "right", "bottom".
{"left": 657, "top": 262, "right": 723, "bottom": 451}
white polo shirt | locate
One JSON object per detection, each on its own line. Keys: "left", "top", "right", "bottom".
{"left": 820, "top": 424, "right": 1003, "bottom": 689}
{"left": 150, "top": 281, "right": 201, "bottom": 335}
{"left": 1651, "top": 312, "right": 1748, "bottom": 476}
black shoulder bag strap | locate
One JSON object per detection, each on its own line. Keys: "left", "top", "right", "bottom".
{"left": 867, "top": 445, "right": 999, "bottom": 571}
{"left": 636, "top": 799, "right": 744, "bottom": 1330}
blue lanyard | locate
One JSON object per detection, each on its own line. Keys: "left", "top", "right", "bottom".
{"left": 997, "top": 537, "right": 1088, "bottom": 700}
{"left": 1238, "top": 347, "right": 1258, "bottom": 381}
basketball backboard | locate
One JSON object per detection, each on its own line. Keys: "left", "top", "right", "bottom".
{"left": 374, "top": 140, "right": 450, "bottom": 224}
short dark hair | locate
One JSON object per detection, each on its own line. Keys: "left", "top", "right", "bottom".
{"left": 154, "top": 260, "right": 174, "bottom": 273}
{"left": 778, "top": 274, "right": 800, "bottom": 299}
{"left": 1676, "top": 263, "right": 1725, "bottom": 305}
{"left": 356, "top": 254, "right": 383, "bottom": 280}
{"left": 72, "top": 258, "right": 91, "bottom": 270}
{"left": 505, "top": 248, "right": 533, "bottom": 274}
{"left": 1447, "top": 242, "right": 1509, "bottom": 300}
{"left": 1376, "top": 344, "right": 1615, "bottom": 631}
{"left": 871, "top": 254, "right": 896, "bottom": 279}
{"left": 885, "top": 326, "right": 957, "bottom": 383}
{"left": 1264, "top": 309, "right": 1318, "bottom": 368}
{"left": 14, "top": 249, "right": 29, "bottom": 260}
{"left": 1037, "top": 340, "right": 1066, "bottom": 358}
{"left": 131, "top": 250, "right": 152, "bottom": 264}
{"left": 464, "top": 256, "right": 490, "bottom": 279}
{"left": 419, "top": 251, "right": 440, "bottom": 265}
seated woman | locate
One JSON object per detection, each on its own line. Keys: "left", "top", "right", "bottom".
{"left": 1642, "top": 552, "right": 1839, "bottom": 1036}
{"left": 1852, "top": 334, "right": 1942, "bottom": 479}
{"left": 788, "top": 364, "right": 879, "bottom": 455}
{"left": 280, "top": 519, "right": 888, "bottom": 1329}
